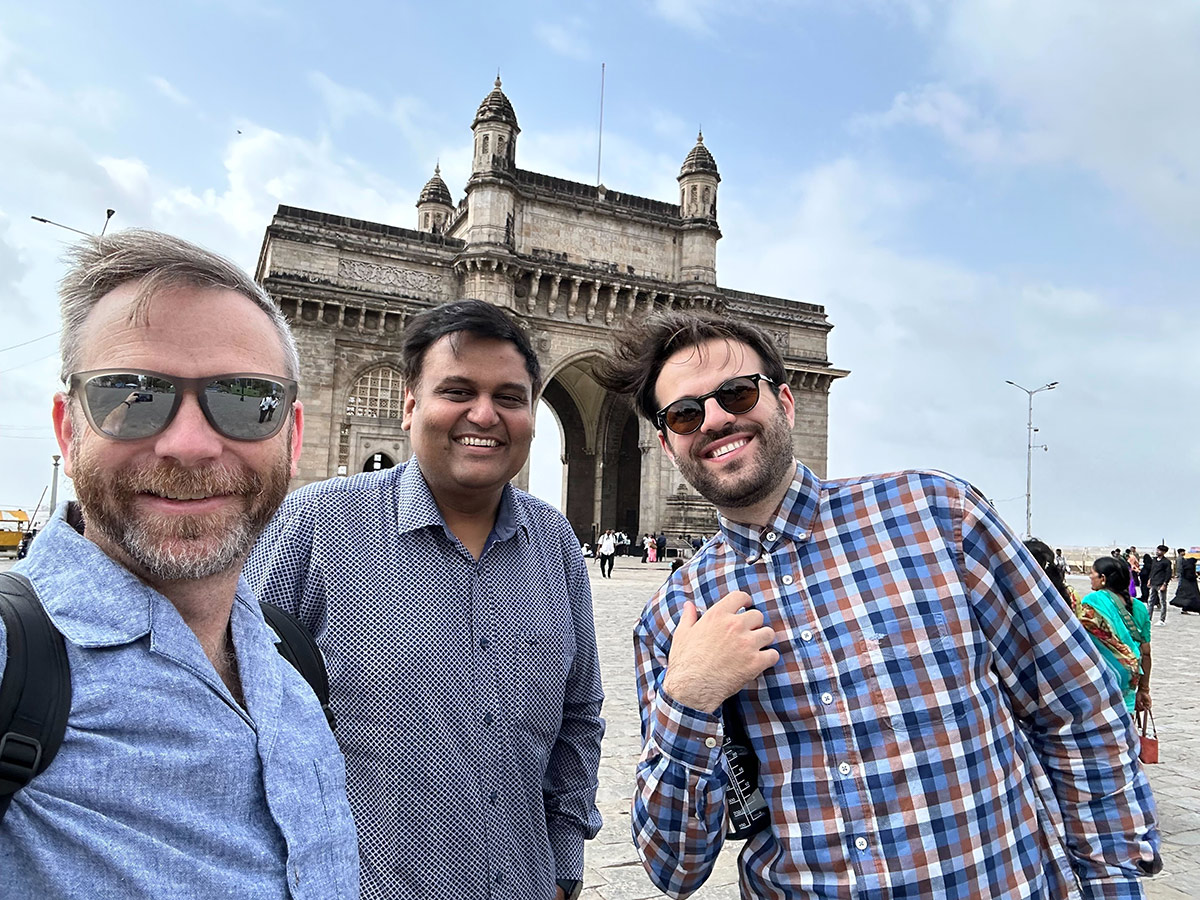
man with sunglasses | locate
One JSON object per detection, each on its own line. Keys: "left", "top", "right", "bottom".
{"left": 597, "top": 313, "right": 1159, "bottom": 899}
{"left": 2, "top": 229, "right": 359, "bottom": 897}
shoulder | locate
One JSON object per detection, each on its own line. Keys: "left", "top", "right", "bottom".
{"left": 275, "top": 464, "right": 404, "bottom": 520}
{"left": 509, "top": 486, "right": 577, "bottom": 543}
{"left": 821, "top": 468, "right": 975, "bottom": 500}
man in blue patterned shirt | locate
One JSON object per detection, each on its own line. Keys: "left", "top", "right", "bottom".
{"left": 2, "top": 229, "right": 359, "bottom": 898}
{"left": 246, "top": 300, "right": 605, "bottom": 900}
{"left": 597, "top": 313, "right": 1159, "bottom": 899}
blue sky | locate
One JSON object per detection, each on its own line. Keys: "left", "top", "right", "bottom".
{"left": 1, "top": 0, "right": 1197, "bottom": 548}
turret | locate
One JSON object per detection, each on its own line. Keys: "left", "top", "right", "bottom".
{"left": 416, "top": 165, "right": 454, "bottom": 234}
{"left": 677, "top": 132, "right": 721, "bottom": 284}
{"left": 471, "top": 76, "right": 520, "bottom": 174}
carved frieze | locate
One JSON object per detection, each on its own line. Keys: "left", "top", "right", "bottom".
{"left": 338, "top": 258, "right": 441, "bottom": 295}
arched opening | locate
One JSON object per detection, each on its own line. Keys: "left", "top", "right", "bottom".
{"left": 363, "top": 452, "right": 395, "bottom": 472}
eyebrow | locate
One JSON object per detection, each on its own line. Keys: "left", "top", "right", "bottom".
{"left": 435, "top": 376, "right": 530, "bottom": 396}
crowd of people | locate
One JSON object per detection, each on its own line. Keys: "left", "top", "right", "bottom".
{"left": 0, "top": 227, "right": 1170, "bottom": 899}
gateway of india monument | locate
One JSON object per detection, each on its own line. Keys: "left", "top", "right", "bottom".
{"left": 254, "top": 78, "right": 847, "bottom": 544}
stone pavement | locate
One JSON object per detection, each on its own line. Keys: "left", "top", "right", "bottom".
{"left": 3, "top": 552, "right": 1194, "bottom": 897}
{"left": 579, "top": 560, "right": 1198, "bottom": 899}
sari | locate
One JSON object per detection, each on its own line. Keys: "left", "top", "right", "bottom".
{"left": 1077, "top": 588, "right": 1150, "bottom": 712}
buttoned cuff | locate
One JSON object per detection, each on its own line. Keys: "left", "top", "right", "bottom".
{"left": 548, "top": 820, "right": 585, "bottom": 880}
{"left": 649, "top": 687, "right": 724, "bottom": 772}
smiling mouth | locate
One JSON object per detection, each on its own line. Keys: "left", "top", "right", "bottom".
{"left": 456, "top": 436, "right": 501, "bottom": 448}
{"left": 706, "top": 437, "right": 750, "bottom": 459}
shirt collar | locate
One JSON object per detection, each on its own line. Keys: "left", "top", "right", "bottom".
{"left": 719, "top": 460, "right": 822, "bottom": 559}
{"left": 394, "top": 457, "right": 523, "bottom": 546}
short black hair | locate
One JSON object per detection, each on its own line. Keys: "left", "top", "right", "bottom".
{"left": 593, "top": 312, "right": 787, "bottom": 426}
{"left": 401, "top": 299, "right": 542, "bottom": 395}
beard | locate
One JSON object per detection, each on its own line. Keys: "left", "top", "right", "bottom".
{"left": 70, "top": 439, "right": 291, "bottom": 582}
{"left": 672, "top": 405, "right": 796, "bottom": 511}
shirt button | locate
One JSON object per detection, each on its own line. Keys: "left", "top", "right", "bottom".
{"left": 782, "top": 575, "right": 794, "bottom": 585}
{"left": 766, "top": 531, "right": 778, "bottom": 541}
{"left": 855, "top": 837, "right": 869, "bottom": 851}
{"left": 801, "top": 630, "right": 813, "bottom": 642}
{"left": 821, "top": 692, "right": 833, "bottom": 705}
{"left": 479, "top": 637, "right": 491, "bottom": 650}
{"left": 747, "top": 554, "right": 758, "bottom": 563}
{"left": 483, "top": 712, "right": 494, "bottom": 726}
{"left": 495, "top": 872, "right": 504, "bottom": 884}
{"left": 488, "top": 790, "right": 498, "bottom": 805}
{"left": 798, "top": 532, "right": 807, "bottom": 540}
{"left": 704, "top": 737, "right": 718, "bottom": 748}
{"left": 838, "top": 762, "right": 852, "bottom": 776}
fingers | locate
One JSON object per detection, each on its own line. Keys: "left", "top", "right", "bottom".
{"left": 673, "top": 600, "right": 698, "bottom": 637}
{"left": 711, "top": 589, "right": 753, "bottom": 612}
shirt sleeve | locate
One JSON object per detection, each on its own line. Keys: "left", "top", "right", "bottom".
{"left": 957, "top": 484, "right": 1160, "bottom": 900}
{"left": 630, "top": 585, "right": 729, "bottom": 898}
{"left": 243, "top": 490, "right": 328, "bottom": 637}
{"left": 543, "top": 523, "right": 606, "bottom": 880}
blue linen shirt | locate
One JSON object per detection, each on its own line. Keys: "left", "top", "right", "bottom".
{"left": 633, "top": 463, "right": 1159, "bottom": 900}
{"left": 1, "top": 506, "right": 360, "bottom": 900}
{"left": 244, "top": 459, "right": 605, "bottom": 900}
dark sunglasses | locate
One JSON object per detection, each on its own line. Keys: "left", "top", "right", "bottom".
{"left": 655, "top": 373, "right": 776, "bottom": 435}
{"left": 69, "top": 369, "right": 298, "bottom": 442}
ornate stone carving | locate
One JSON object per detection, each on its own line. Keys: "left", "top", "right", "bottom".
{"left": 339, "top": 259, "right": 439, "bottom": 294}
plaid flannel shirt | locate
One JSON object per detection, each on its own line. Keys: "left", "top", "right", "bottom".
{"left": 633, "top": 463, "right": 1158, "bottom": 899}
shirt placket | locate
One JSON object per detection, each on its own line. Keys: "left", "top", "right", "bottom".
{"left": 773, "top": 534, "right": 887, "bottom": 896}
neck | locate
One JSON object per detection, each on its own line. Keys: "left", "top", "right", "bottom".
{"left": 434, "top": 490, "right": 503, "bottom": 560}
{"left": 715, "top": 465, "right": 796, "bottom": 529}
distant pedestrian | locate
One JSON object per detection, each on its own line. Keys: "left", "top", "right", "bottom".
{"left": 1170, "top": 551, "right": 1200, "bottom": 614}
{"left": 1079, "top": 556, "right": 1152, "bottom": 714}
{"left": 1025, "top": 538, "right": 1077, "bottom": 608}
{"left": 641, "top": 533, "right": 651, "bottom": 563}
{"left": 656, "top": 531, "right": 666, "bottom": 562}
{"left": 1126, "top": 548, "right": 1140, "bottom": 599}
{"left": 647, "top": 534, "right": 658, "bottom": 564}
{"left": 1149, "top": 545, "right": 1173, "bottom": 624}
{"left": 597, "top": 529, "right": 617, "bottom": 578}
{"left": 1140, "top": 552, "right": 1153, "bottom": 599}
{"left": 1054, "top": 547, "right": 1067, "bottom": 573}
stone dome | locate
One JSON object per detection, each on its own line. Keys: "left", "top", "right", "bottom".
{"left": 417, "top": 165, "right": 453, "bottom": 206}
{"left": 472, "top": 76, "right": 520, "bottom": 131}
{"left": 679, "top": 131, "right": 720, "bottom": 179}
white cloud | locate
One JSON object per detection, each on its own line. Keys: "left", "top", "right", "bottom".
{"left": 308, "top": 71, "right": 384, "bottom": 129}
{"left": 650, "top": 0, "right": 722, "bottom": 34}
{"left": 534, "top": 21, "right": 591, "bottom": 60}
{"left": 148, "top": 75, "right": 190, "bottom": 106}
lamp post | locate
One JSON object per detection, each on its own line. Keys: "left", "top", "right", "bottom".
{"left": 1005, "top": 380, "right": 1057, "bottom": 538}
{"left": 49, "top": 454, "right": 61, "bottom": 514}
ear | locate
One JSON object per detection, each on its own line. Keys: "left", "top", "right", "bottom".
{"left": 401, "top": 388, "right": 416, "bottom": 431}
{"left": 657, "top": 429, "right": 677, "bottom": 466}
{"left": 288, "top": 401, "right": 305, "bottom": 478}
{"left": 52, "top": 393, "right": 76, "bottom": 479}
{"left": 778, "top": 381, "right": 796, "bottom": 428}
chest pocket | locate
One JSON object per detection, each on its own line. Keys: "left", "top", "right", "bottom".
{"left": 516, "top": 627, "right": 573, "bottom": 742}
{"left": 859, "top": 597, "right": 969, "bottom": 734}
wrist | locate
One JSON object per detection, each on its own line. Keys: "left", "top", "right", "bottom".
{"left": 662, "top": 669, "right": 722, "bottom": 715}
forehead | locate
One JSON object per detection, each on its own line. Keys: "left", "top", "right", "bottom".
{"left": 419, "top": 332, "right": 532, "bottom": 388}
{"left": 655, "top": 338, "right": 764, "bottom": 403}
{"left": 78, "top": 281, "right": 288, "bottom": 376}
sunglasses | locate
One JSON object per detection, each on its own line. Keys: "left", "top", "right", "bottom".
{"left": 69, "top": 369, "right": 298, "bottom": 442}
{"left": 655, "top": 373, "right": 776, "bottom": 435}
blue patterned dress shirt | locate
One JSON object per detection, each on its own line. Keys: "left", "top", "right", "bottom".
{"left": 633, "top": 463, "right": 1159, "bottom": 899}
{"left": 1, "top": 506, "right": 360, "bottom": 899}
{"left": 244, "top": 459, "right": 605, "bottom": 900}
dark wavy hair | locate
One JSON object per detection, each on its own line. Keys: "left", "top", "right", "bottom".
{"left": 1092, "top": 555, "right": 1133, "bottom": 612}
{"left": 1024, "top": 538, "right": 1072, "bottom": 606}
{"left": 593, "top": 312, "right": 787, "bottom": 426}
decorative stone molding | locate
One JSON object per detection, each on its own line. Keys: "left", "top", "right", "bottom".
{"left": 338, "top": 259, "right": 440, "bottom": 294}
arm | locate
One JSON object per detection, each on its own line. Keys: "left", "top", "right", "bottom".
{"left": 1136, "top": 644, "right": 1152, "bottom": 712}
{"left": 543, "top": 528, "right": 605, "bottom": 882}
{"left": 630, "top": 587, "right": 777, "bottom": 898}
{"left": 957, "top": 487, "right": 1159, "bottom": 899}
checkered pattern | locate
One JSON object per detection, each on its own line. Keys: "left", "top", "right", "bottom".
{"left": 632, "top": 463, "right": 1159, "bottom": 899}
{"left": 245, "top": 460, "right": 605, "bottom": 900}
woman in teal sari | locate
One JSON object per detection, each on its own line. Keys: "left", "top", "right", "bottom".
{"left": 1078, "top": 556, "right": 1152, "bottom": 713}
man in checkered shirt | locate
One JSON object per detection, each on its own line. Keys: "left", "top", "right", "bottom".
{"left": 597, "top": 313, "right": 1159, "bottom": 899}
{"left": 246, "top": 300, "right": 604, "bottom": 900}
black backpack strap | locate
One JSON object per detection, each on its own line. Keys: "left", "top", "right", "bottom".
{"left": 259, "top": 602, "right": 335, "bottom": 731}
{"left": 0, "top": 572, "right": 72, "bottom": 821}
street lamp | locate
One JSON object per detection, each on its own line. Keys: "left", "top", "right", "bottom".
{"left": 1005, "top": 380, "right": 1058, "bottom": 538}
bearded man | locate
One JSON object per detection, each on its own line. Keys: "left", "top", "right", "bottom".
{"left": 597, "top": 313, "right": 1159, "bottom": 900}
{"left": 0, "top": 229, "right": 358, "bottom": 898}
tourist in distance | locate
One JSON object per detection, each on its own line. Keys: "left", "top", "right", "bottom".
{"left": 1024, "top": 537, "right": 1078, "bottom": 608}
{"left": 1147, "top": 545, "right": 1173, "bottom": 624}
{"left": 245, "top": 299, "right": 604, "bottom": 900}
{"left": 1, "top": 229, "right": 358, "bottom": 897}
{"left": 1079, "top": 556, "right": 1153, "bottom": 714}
{"left": 596, "top": 311, "right": 1159, "bottom": 898}
{"left": 1169, "top": 549, "right": 1200, "bottom": 614}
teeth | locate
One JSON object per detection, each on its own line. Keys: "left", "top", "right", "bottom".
{"left": 159, "top": 492, "right": 213, "bottom": 501}
{"left": 710, "top": 438, "right": 748, "bottom": 459}
{"left": 458, "top": 436, "right": 500, "bottom": 447}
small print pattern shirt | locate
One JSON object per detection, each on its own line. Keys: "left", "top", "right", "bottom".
{"left": 2, "top": 506, "right": 360, "bottom": 900}
{"left": 245, "top": 460, "right": 605, "bottom": 900}
{"left": 633, "top": 463, "right": 1159, "bottom": 900}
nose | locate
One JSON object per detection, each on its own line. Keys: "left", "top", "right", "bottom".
{"left": 699, "top": 394, "right": 735, "bottom": 433}
{"left": 466, "top": 394, "right": 501, "bottom": 428}
{"left": 151, "top": 394, "right": 224, "bottom": 464}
